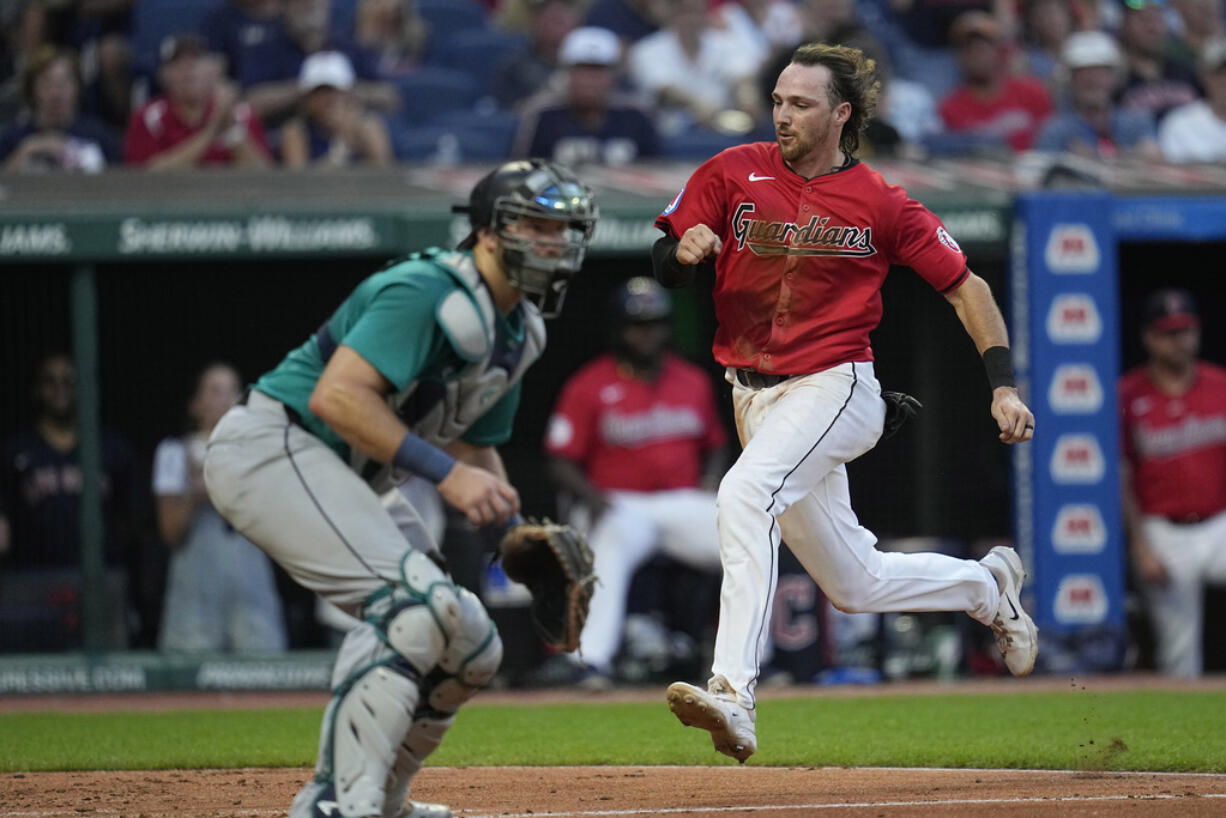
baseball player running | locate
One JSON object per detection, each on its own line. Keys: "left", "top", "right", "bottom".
{"left": 203, "top": 159, "right": 597, "bottom": 817}
{"left": 651, "top": 43, "right": 1037, "bottom": 762}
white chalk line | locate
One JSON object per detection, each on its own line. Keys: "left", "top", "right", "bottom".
{"left": 459, "top": 793, "right": 1226, "bottom": 818}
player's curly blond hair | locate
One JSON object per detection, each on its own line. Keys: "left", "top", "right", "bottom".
{"left": 790, "top": 43, "right": 881, "bottom": 156}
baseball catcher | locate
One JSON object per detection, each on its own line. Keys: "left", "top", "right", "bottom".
{"left": 499, "top": 519, "right": 597, "bottom": 652}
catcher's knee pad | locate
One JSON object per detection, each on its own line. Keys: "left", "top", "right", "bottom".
{"left": 424, "top": 587, "right": 502, "bottom": 712}
{"left": 367, "top": 550, "right": 464, "bottom": 675}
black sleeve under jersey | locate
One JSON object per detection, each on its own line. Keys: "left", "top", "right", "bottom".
{"left": 651, "top": 233, "right": 715, "bottom": 288}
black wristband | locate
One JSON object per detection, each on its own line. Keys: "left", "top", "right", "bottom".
{"left": 982, "top": 345, "right": 1016, "bottom": 390}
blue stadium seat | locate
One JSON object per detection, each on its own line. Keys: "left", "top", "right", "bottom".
{"left": 391, "top": 124, "right": 510, "bottom": 162}
{"left": 661, "top": 128, "right": 754, "bottom": 160}
{"left": 330, "top": 0, "right": 359, "bottom": 39}
{"left": 392, "top": 68, "right": 482, "bottom": 125}
{"left": 431, "top": 29, "right": 527, "bottom": 96}
{"left": 427, "top": 108, "right": 520, "bottom": 157}
{"left": 417, "top": 0, "right": 488, "bottom": 39}
{"left": 130, "top": 0, "right": 220, "bottom": 76}
{"left": 920, "top": 131, "right": 1011, "bottom": 157}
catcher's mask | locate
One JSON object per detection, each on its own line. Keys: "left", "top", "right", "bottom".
{"left": 455, "top": 159, "right": 598, "bottom": 318}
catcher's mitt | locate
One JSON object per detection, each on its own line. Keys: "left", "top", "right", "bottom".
{"left": 881, "top": 391, "right": 922, "bottom": 441}
{"left": 498, "top": 519, "right": 596, "bottom": 653}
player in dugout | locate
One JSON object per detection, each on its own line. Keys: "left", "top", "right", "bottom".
{"left": 1120, "top": 287, "right": 1226, "bottom": 678}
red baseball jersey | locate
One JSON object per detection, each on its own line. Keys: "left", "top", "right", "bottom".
{"left": 655, "top": 142, "right": 968, "bottom": 375}
{"left": 1120, "top": 362, "right": 1226, "bottom": 520}
{"left": 124, "top": 97, "right": 269, "bottom": 167}
{"left": 545, "top": 353, "right": 726, "bottom": 491}
{"left": 938, "top": 76, "right": 1053, "bottom": 152}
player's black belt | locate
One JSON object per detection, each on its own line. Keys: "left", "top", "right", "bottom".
{"left": 238, "top": 387, "right": 306, "bottom": 427}
{"left": 1164, "top": 512, "right": 1206, "bottom": 525}
{"left": 735, "top": 369, "right": 792, "bottom": 389}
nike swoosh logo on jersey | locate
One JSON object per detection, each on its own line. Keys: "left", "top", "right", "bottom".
{"left": 748, "top": 173, "right": 775, "bottom": 182}
{"left": 1006, "top": 596, "right": 1020, "bottom": 621}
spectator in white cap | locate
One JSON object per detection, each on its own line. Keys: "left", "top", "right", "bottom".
{"left": 279, "top": 50, "right": 393, "bottom": 167}
{"left": 513, "top": 25, "right": 660, "bottom": 165}
{"left": 1158, "top": 37, "right": 1226, "bottom": 161}
{"left": 1033, "top": 29, "right": 1161, "bottom": 160}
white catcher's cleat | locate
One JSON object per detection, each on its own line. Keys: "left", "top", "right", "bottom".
{"left": 394, "top": 801, "right": 452, "bottom": 818}
{"left": 666, "top": 679, "right": 757, "bottom": 762}
{"left": 981, "top": 545, "right": 1039, "bottom": 676}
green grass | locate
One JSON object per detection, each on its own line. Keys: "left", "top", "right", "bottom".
{"left": 2, "top": 691, "right": 1224, "bottom": 773}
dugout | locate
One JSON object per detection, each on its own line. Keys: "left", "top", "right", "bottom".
{"left": 1014, "top": 187, "right": 1226, "bottom": 674}
{"left": 1, "top": 160, "right": 1222, "bottom": 689}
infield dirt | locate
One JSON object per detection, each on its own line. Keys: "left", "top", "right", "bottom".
{"left": 3, "top": 675, "right": 1225, "bottom": 817}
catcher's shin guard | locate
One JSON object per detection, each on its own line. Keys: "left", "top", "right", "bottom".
{"left": 383, "top": 589, "right": 501, "bottom": 818}
{"left": 383, "top": 713, "right": 454, "bottom": 818}
{"left": 300, "top": 551, "right": 468, "bottom": 818}
{"left": 331, "top": 663, "right": 421, "bottom": 817}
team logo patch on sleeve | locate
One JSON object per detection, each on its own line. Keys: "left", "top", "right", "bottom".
{"left": 937, "top": 226, "right": 961, "bottom": 253}
{"left": 661, "top": 185, "right": 685, "bottom": 217}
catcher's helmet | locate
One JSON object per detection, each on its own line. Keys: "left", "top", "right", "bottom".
{"left": 612, "top": 276, "right": 671, "bottom": 324}
{"left": 455, "top": 159, "right": 598, "bottom": 317}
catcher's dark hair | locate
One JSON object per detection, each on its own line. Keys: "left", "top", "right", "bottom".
{"left": 789, "top": 42, "right": 880, "bottom": 156}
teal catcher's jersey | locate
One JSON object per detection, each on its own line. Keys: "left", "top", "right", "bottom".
{"left": 256, "top": 249, "right": 546, "bottom": 475}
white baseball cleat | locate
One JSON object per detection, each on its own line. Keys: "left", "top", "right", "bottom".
{"left": 666, "top": 679, "right": 757, "bottom": 763}
{"left": 980, "top": 545, "right": 1039, "bottom": 676}
{"left": 394, "top": 800, "right": 452, "bottom": 818}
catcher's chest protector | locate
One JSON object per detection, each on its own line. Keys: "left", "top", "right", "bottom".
{"left": 355, "top": 251, "right": 546, "bottom": 493}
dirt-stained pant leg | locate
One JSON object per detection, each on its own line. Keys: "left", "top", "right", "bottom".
{"left": 710, "top": 362, "right": 998, "bottom": 709}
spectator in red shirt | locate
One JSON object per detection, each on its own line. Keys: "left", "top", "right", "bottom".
{"left": 938, "top": 10, "right": 1054, "bottom": 152}
{"left": 123, "top": 35, "right": 271, "bottom": 169}
{"left": 1120, "top": 288, "right": 1226, "bottom": 678}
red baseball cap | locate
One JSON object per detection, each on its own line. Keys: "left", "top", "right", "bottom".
{"left": 1142, "top": 287, "right": 1200, "bottom": 332}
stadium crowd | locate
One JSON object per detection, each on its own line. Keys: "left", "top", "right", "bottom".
{"left": 2, "top": 0, "right": 1225, "bottom": 169}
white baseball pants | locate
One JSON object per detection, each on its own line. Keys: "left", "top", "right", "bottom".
{"left": 1139, "top": 510, "right": 1226, "bottom": 678}
{"left": 576, "top": 488, "right": 723, "bottom": 671}
{"left": 712, "top": 362, "right": 999, "bottom": 708}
